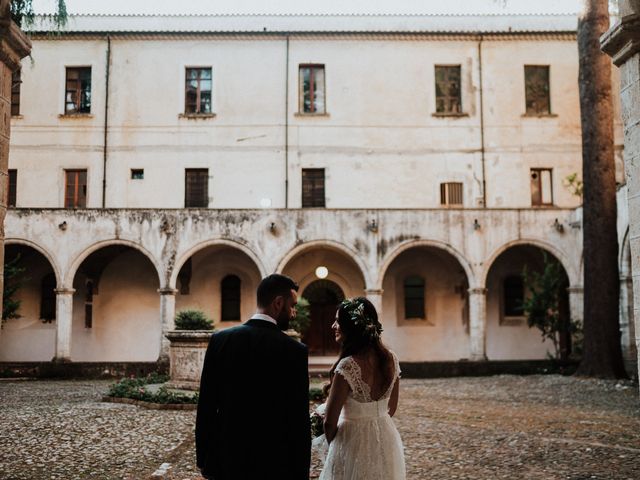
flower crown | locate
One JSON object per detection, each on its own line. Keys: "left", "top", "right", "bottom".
{"left": 340, "top": 299, "right": 383, "bottom": 340}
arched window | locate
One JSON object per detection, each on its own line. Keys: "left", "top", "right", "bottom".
{"left": 503, "top": 275, "right": 524, "bottom": 317}
{"left": 221, "top": 275, "right": 241, "bottom": 321}
{"left": 39, "top": 273, "right": 56, "bottom": 322}
{"left": 404, "top": 275, "right": 425, "bottom": 319}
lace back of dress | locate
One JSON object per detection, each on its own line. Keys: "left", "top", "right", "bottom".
{"left": 335, "top": 351, "right": 401, "bottom": 403}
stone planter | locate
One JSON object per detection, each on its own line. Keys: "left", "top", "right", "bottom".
{"left": 165, "top": 330, "right": 213, "bottom": 390}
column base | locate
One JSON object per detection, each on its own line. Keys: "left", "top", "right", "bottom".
{"left": 469, "top": 354, "right": 488, "bottom": 362}
{"left": 51, "top": 356, "right": 72, "bottom": 364}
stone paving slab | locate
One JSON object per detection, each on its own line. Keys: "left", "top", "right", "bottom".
{"left": 0, "top": 375, "right": 639, "bottom": 480}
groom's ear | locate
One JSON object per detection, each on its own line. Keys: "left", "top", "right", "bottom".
{"left": 272, "top": 295, "right": 284, "bottom": 312}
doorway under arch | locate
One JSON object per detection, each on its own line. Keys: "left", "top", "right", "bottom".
{"left": 302, "top": 279, "right": 345, "bottom": 356}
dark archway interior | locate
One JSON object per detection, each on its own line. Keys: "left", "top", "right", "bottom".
{"left": 302, "top": 280, "right": 345, "bottom": 356}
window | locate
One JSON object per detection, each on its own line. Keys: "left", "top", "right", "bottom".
{"left": 503, "top": 275, "right": 524, "bottom": 317}
{"left": 440, "top": 182, "right": 463, "bottom": 206}
{"left": 65, "top": 67, "right": 92, "bottom": 114}
{"left": 530, "top": 168, "right": 553, "bottom": 206}
{"left": 299, "top": 65, "right": 325, "bottom": 114}
{"left": 525, "top": 65, "right": 550, "bottom": 115}
{"left": 185, "top": 68, "right": 212, "bottom": 114}
{"left": 221, "top": 275, "right": 241, "bottom": 321}
{"left": 302, "top": 168, "right": 325, "bottom": 207}
{"left": 11, "top": 69, "right": 21, "bottom": 116}
{"left": 39, "top": 273, "right": 56, "bottom": 323}
{"left": 131, "top": 169, "right": 144, "bottom": 180}
{"left": 404, "top": 275, "right": 425, "bottom": 319}
{"left": 185, "top": 168, "right": 209, "bottom": 208}
{"left": 64, "top": 169, "right": 87, "bottom": 208}
{"left": 7, "top": 169, "right": 16, "bottom": 207}
{"left": 435, "top": 66, "right": 462, "bottom": 114}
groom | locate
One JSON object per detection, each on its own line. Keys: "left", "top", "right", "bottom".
{"left": 196, "top": 274, "right": 311, "bottom": 480}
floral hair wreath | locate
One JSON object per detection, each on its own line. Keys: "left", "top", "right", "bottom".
{"left": 339, "top": 299, "right": 383, "bottom": 340}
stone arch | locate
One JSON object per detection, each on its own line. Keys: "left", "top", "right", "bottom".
{"left": 169, "top": 238, "right": 267, "bottom": 289}
{"left": 276, "top": 240, "right": 372, "bottom": 290}
{"left": 4, "top": 237, "right": 62, "bottom": 287}
{"left": 481, "top": 238, "right": 578, "bottom": 288}
{"left": 64, "top": 239, "right": 163, "bottom": 288}
{"left": 376, "top": 239, "right": 475, "bottom": 290}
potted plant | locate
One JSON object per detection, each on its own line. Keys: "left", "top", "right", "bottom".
{"left": 165, "top": 310, "right": 214, "bottom": 390}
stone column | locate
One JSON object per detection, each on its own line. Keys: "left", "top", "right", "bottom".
{"left": 158, "top": 287, "right": 178, "bottom": 361}
{"left": 0, "top": 2, "right": 31, "bottom": 338}
{"left": 619, "top": 276, "right": 637, "bottom": 373}
{"left": 365, "top": 289, "right": 384, "bottom": 319}
{"left": 468, "top": 287, "right": 488, "bottom": 361}
{"left": 53, "top": 288, "right": 75, "bottom": 362}
{"left": 602, "top": 0, "right": 640, "bottom": 381}
{"left": 568, "top": 286, "right": 584, "bottom": 326}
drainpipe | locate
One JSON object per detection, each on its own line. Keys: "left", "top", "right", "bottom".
{"left": 478, "top": 35, "right": 487, "bottom": 208}
{"left": 102, "top": 35, "right": 111, "bottom": 208}
{"left": 284, "top": 34, "right": 290, "bottom": 208}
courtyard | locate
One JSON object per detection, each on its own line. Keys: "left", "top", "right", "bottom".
{"left": 0, "top": 375, "right": 638, "bottom": 479}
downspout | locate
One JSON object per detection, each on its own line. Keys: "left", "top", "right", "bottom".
{"left": 284, "top": 34, "right": 290, "bottom": 208}
{"left": 102, "top": 35, "right": 111, "bottom": 208}
{"left": 478, "top": 35, "right": 487, "bottom": 208}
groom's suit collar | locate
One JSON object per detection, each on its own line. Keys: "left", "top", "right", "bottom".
{"left": 246, "top": 315, "right": 280, "bottom": 331}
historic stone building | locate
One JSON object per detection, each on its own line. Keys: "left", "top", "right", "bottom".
{"left": 0, "top": 13, "right": 634, "bottom": 374}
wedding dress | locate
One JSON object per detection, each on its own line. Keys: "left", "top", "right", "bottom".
{"left": 318, "top": 352, "right": 406, "bottom": 480}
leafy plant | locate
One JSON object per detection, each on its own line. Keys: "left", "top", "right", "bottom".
{"left": 2, "top": 254, "right": 26, "bottom": 323}
{"left": 175, "top": 309, "right": 214, "bottom": 330}
{"left": 10, "top": 0, "right": 67, "bottom": 29}
{"left": 106, "top": 373, "right": 198, "bottom": 404}
{"left": 563, "top": 173, "right": 584, "bottom": 198}
{"left": 290, "top": 297, "right": 311, "bottom": 335}
{"left": 522, "top": 253, "right": 576, "bottom": 360}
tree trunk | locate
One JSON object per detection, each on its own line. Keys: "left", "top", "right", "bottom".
{"left": 576, "top": 0, "right": 627, "bottom": 378}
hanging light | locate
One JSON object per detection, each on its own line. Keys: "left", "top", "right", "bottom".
{"left": 315, "top": 266, "right": 329, "bottom": 279}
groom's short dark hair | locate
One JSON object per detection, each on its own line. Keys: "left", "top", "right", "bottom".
{"left": 257, "top": 274, "right": 299, "bottom": 308}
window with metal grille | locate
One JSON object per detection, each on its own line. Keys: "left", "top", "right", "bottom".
{"left": 185, "top": 168, "right": 209, "bottom": 208}
{"left": 503, "top": 275, "right": 524, "bottom": 317}
{"left": 40, "top": 273, "right": 56, "bottom": 322}
{"left": 11, "top": 69, "right": 21, "bottom": 116}
{"left": 440, "top": 182, "right": 463, "bottom": 206}
{"left": 131, "top": 169, "right": 144, "bottom": 180}
{"left": 530, "top": 168, "right": 553, "bottom": 206}
{"left": 404, "top": 275, "right": 426, "bottom": 319}
{"left": 435, "top": 66, "right": 462, "bottom": 114}
{"left": 525, "top": 65, "right": 550, "bottom": 115}
{"left": 299, "top": 64, "right": 325, "bottom": 114}
{"left": 64, "top": 169, "right": 87, "bottom": 208}
{"left": 85, "top": 280, "right": 94, "bottom": 329}
{"left": 7, "top": 169, "right": 17, "bottom": 207}
{"left": 302, "top": 168, "right": 325, "bottom": 207}
{"left": 65, "top": 67, "right": 91, "bottom": 114}
{"left": 185, "top": 67, "right": 212, "bottom": 114}
{"left": 221, "top": 275, "right": 241, "bottom": 321}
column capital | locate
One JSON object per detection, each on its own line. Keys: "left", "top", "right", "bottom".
{"left": 364, "top": 289, "right": 384, "bottom": 296}
{"left": 601, "top": 12, "right": 640, "bottom": 66}
{"left": 54, "top": 288, "right": 76, "bottom": 295}
{"left": 468, "top": 287, "right": 487, "bottom": 295}
{"left": 158, "top": 287, "right": 179, "bottom": 296}
{"left": 567, "top": 286, "right": 584, "bottom": 294}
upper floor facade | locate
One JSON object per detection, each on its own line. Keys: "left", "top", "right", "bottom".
{"left": 7, "top": 14, "right": 624, "bottom": 210}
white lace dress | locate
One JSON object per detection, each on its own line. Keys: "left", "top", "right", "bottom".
{"left": 318, "top": 354, "right": 406, "bottom": 480}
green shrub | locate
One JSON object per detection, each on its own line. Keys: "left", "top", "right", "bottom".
{"left": 107, "top": 373, "right": 197, "bottom": 404}
{"left": 290, "top": 297, "right": 311, "bottom": 335}
{"left": 309, "top": 386, "right": 325, "bottom": 401}
{"left": 175, "top": 310, "right": 214, "bottom": 330}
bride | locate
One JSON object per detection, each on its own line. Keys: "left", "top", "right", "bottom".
{"left": 318, "top": 297, "right": 406, "bottom": 480}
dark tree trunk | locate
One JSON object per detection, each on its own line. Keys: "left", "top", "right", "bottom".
{"left": 576, "top": 0, "right": 627, "bottom": 378}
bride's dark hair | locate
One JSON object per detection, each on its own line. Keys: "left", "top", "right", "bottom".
{"left": 328, "top": 297, "right": 394, "bottom": 394}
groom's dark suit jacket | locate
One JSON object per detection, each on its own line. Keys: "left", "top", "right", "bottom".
{"left": 196, "top": 318, "right": 311, "bottom": 480}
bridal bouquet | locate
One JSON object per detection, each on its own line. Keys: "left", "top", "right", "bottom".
{"left": 310, "top": 403, "right": 326, "bottom": 438}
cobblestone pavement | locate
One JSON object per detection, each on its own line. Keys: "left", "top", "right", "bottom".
{"left": 1, "top": 375, "right": 639, "bottom": 480}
